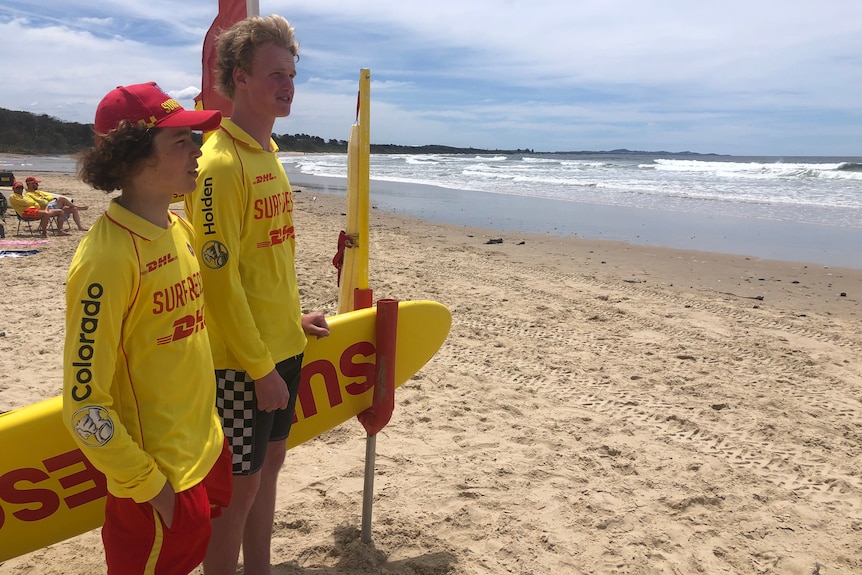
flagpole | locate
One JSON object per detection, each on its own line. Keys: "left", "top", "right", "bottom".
{"left": 353, "top": 68, "right": 373, "bottom": 310}
{"left": 246, "top": 0, "right": 259, "bottom": 16}
{"left": 353, "top": 68, "right": 380, "bottom": 544}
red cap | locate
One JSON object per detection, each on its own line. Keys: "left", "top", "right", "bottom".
{"left": 12, "top": 181, "right": 24, "bottom": 189}
{"left": 25, "top": 176, "right": 40, "bottom": 183}
{"left": 94, "top": 82, "right": 222, "bottom": 135}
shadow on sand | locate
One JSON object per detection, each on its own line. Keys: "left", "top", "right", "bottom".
{"left": 267, "top": 523, "right": 458, "bottom": 575}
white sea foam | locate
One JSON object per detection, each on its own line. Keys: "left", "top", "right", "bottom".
{"left": 9, "top": 152, "right": 860, "bottom": 266}
{"left": 16, "top": 151, "right": 858, "bottom": 227}
{"left": 282, "top": 152, "right": 862, "bottom": 228}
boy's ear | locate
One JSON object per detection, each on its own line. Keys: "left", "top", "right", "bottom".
{"left": 233, "top": 67, "right": 248, "bottom": 89}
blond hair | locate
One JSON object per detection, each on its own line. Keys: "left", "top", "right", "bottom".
{"left": 215, "top": 14, "right": 300, "bottom": 100}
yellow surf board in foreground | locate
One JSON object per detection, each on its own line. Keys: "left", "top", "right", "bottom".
{"left": 0, "top": 300, "right": 450, "bottom": 562}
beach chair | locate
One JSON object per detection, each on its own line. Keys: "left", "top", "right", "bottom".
{"left": 15, "top": 211, "right": 68, "bottom": 237}
{"left": 0, "top": 193, "right": 7, "bottom": 239}
{"left": 16, "top": 212, "right": 44, "bottom": 236}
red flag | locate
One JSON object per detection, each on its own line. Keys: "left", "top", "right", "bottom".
{"left": 195, "top": 0, "right": 247, "bottom": 115}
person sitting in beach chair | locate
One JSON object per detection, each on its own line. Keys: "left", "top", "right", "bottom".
{"left": 8, "top": 180, "right": 70, "bottom": 237}
{"left": 23, "top": 176, "right": 89, "bottom": 231}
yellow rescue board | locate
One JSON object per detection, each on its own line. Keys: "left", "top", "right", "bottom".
{"left": 0, "top": 299, "right": 450, "bottom": 562}
{"left": 338, "top": 69, "right": 371, "bottom": 314}
{"left": 338, "top": 123, "right": 363, "bottom": 313}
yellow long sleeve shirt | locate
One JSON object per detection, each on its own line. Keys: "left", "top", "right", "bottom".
{"left": 25, "top": 190, "right": 55, "bottom": 208}
{"left": 8, "top": 191, "right": 38, "bottom": 216}
{"left": 63, "top": 200, "right": 224, "bottom": 503}
{"left": 184, "top": 119, "right": 306, "bottom": 379}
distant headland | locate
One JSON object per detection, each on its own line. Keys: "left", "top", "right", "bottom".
{"left": 0, "top": 107, "right": 722, "bottom": 157}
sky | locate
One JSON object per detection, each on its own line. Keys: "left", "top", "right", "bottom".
{"left": 0, "top": 1, "right": 860, "bottom": 156}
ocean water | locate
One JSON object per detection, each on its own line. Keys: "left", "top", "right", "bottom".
{"left": 5, "top": 152, "right": 861, "bottom": 267}
{"left": 283, "top": 152, "right": 862, "bottom": 268}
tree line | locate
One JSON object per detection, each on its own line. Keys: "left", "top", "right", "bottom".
{"left": 0, "top": 108, "right": 95, "bottom": 154}
{"left": 0, "top": 107, "right": 353, "bottom": 154}
{"left": 0, "top": 107, "right": 531, "bottom": 156}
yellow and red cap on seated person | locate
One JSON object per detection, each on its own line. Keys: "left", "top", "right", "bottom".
{"left": 12, "top": 181, "right": 24, "bottom": 191}
{"left": 25, "top": 176, "right": 41, "bottom": 184}
{"left": 94, "top": 82, "right": 222, "bottom": 135}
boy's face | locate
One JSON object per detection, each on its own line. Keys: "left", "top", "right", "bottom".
{"left": 143, "top": 127, "right": 203, "bottom": 197}
{"left": 239, "top": 42, "right": 296, "bottom": 119}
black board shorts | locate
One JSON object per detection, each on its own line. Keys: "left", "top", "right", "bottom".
{"left": 215, "top": 354, "right": 303, "bottom": 475}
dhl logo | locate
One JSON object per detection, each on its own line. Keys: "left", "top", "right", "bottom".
{"left": 144, "top": 252, "right": 177, "bottom": 273}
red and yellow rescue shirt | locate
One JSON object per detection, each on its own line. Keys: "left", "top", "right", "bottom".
{"left": 25, "top": 190, "right": 55, "bottom": 209}
{"left": 63, "top": 200, "right": 224, "bottom": 503}
{"left": 184, "top": 119, "right": 306, "bottom": 379}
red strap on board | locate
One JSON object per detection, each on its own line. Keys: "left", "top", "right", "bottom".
{"left": 332, "top": 230, "right": 357, "bottom": 286}
{"left": 357, "top": 298, "right": 398, "bottom": 436}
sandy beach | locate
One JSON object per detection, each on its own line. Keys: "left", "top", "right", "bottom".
{"left": 2, "top": 171, "right": 861, "bottom": 574}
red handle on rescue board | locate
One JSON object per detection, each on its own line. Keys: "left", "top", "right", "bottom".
{"left": 357, "top": 298, "right": 397, "bottom": 436}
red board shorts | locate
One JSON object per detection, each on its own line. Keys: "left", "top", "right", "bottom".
{"left": 101, "top": 439, "right": 233, "bottom": 575}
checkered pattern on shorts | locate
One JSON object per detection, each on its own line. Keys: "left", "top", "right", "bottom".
{"left": 215, "top": 369, "right": 256, "bottom": 474}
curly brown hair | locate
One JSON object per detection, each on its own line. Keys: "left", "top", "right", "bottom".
{"left": 78, "top": 121, "right": 156, "bottom": 192}
{"left": 215, "top": 14, "right": 300, "bottom": 101}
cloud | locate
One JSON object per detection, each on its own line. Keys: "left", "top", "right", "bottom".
{"left": 1, "top": 0, "right": 860, "bottom": 154}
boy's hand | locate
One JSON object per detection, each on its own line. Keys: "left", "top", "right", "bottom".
{"left": 302, "top": 312, "right": 330, "bottom": 339}
{"left": 254, "top": 369, "right": 290, "bottom": 412}
{"left": 149, "top": 481, "right": 176, "bottom": 528}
